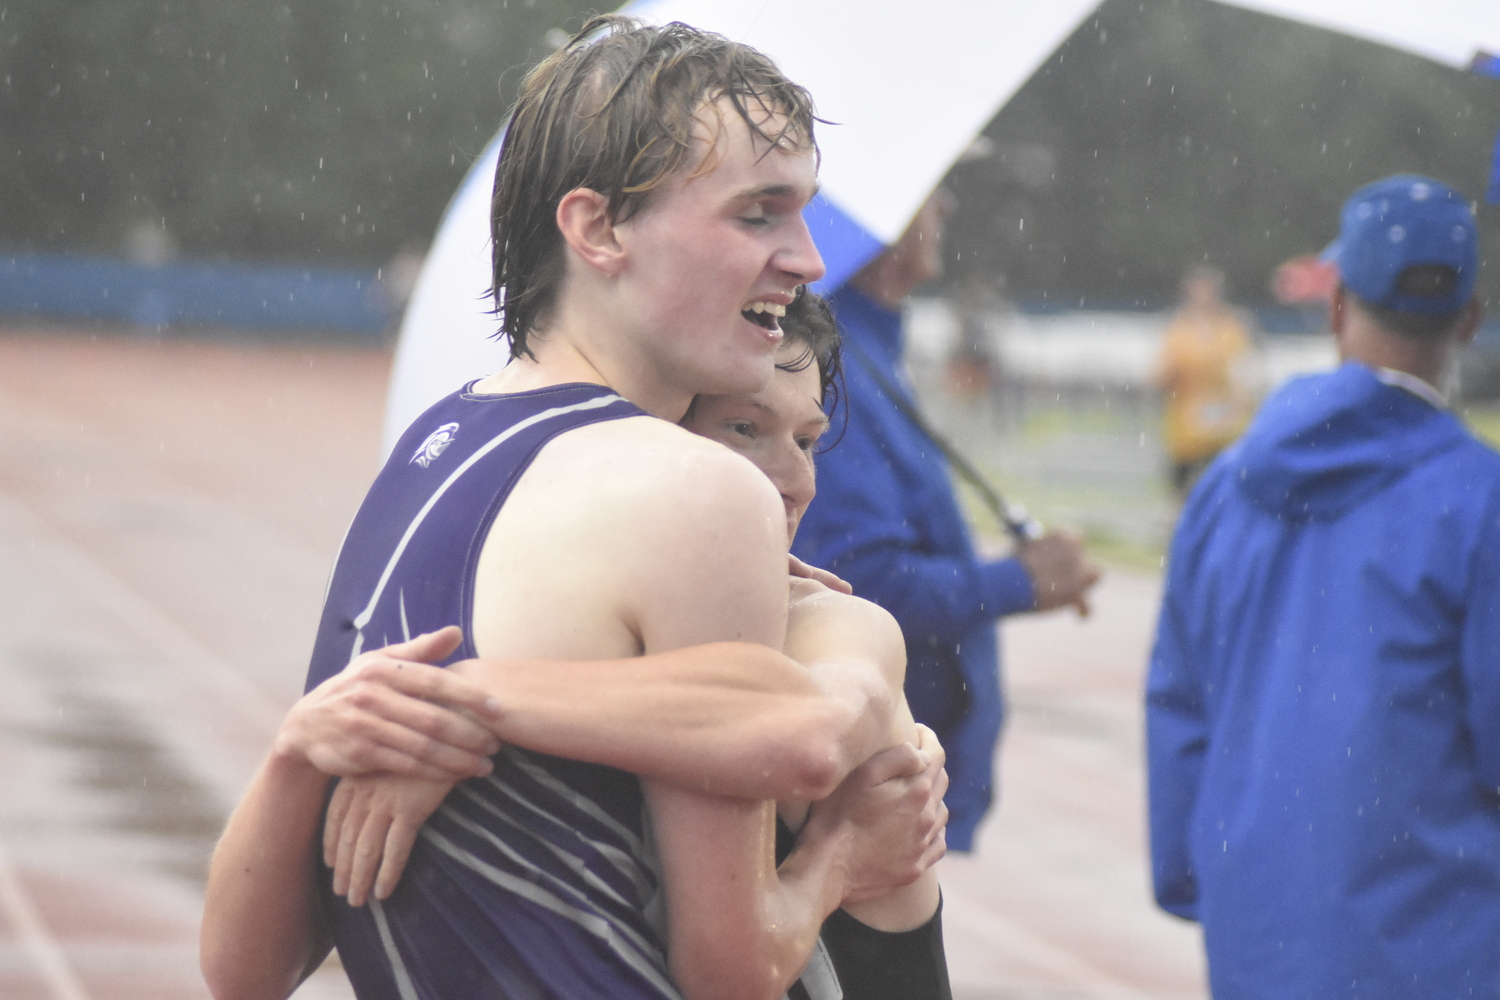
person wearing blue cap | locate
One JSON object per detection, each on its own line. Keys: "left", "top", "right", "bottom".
{"left": 1146, "top": 174, "right": 1500, "bottom": 999}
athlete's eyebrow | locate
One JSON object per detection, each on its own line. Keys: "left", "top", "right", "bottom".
{"left": 733, "top": 182, "right": 820, "bottom": 203}
{"left": 744, "top": 397, "right": 826, "bottom": 423}
{"left": 754, "top": 396, "right": 830, "bottom": 430}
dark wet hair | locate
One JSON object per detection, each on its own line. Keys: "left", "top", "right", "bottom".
{"left": 1344, "top": 282, "right": 1467, "bottom": 341}
{"left": 490, "top": 14, "right": 818, "bottom": 359}
{"left": 777, "top": 286, "right": 842, "bottom": 405}
{"left": 678, "top": 287, "right": 842, "bottom": 429}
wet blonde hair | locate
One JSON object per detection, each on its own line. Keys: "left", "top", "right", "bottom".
{"left": 490, "top": 14, "right": 818, "bottom": 359}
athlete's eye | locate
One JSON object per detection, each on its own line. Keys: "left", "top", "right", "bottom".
{"left": 740, "top": 205, "right": 774, "bottom": 227}
{"left": 727, "top": 420, "right": 754, "bottom": 438}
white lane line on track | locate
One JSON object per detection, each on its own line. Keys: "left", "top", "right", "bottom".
{"left": 0, "top": 488, "right": 288, "bottom": 737}
{"left": 0, "top": 836, "right": 91, "bottom": 1000}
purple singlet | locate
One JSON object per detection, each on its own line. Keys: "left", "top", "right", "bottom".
{"left": 304, "top": 381, "right": 679, "bottom": 1000}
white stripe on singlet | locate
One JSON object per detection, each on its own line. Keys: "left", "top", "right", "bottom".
{"left": 347, "top": 392, "right": 625, "bottom": 658}
{"left": 368, "top": 898, "right": 422, "bottom": 1000}
{"left": 453, "top": 779, "right": 648, "bottom": 911}
{"left": 427, "top": 796, "right": 662, "bottom": 958}
{"left": 497, "top": 750, "right": 654, "bottom": 885}
{"left": 421, "top": 825, "right": 682, "bottom": 998}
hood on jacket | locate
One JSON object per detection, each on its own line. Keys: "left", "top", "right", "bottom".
{"left": 1230, "top": 362, "right": 1466, "bottom": 520}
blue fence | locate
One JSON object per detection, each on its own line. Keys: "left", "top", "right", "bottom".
{"left": 0, "top": 252, "right": 391, "bottom": 337}
{"left": 6, "top": 251, "right": 1495, "bottom": 349}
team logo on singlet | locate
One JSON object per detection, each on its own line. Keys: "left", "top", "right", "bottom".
{"left": 411, "top": 422, "right": 459, "bottom": 468}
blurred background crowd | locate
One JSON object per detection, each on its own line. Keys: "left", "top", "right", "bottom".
{"left": 5, "top": 0, "right": 1499, "bottom": 563}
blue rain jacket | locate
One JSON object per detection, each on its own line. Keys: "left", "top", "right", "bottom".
{"left": 793, "top": 285, "right": 1034, "bottom": 851}
{"left": 1147, "top": 361, "right": 1500, "bottom": 999}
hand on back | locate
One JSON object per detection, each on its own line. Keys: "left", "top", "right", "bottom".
{"left": 325, "top": 771, "right": 455, "bottom": 907}
{"left": 276, "top": 626, "right": 502, "bottom": 782}
{"left": 788, "top": 553, "right": 852, "bottom": 594}
{"left": 286, "top": 628, "right": 507, "bottom": 908}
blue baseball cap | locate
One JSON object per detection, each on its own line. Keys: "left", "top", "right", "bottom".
{"left": 1321, "top": 174, "right": 1478, "bottom": 315}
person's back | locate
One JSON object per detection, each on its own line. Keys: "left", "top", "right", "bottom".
{"left": 1152, "top": 363, "right": 1500, "bottom": 996}
{"left": 1148, "top": 175, "right": 1500, "bottom": 1000}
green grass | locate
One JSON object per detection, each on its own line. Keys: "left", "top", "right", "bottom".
{"left": 954, "top": 475, "right": 1169, "bottom": 576}
{"left": 926, "top": 396, "right": 1174, "bottom": 577}
{"left": 1080, "top": 525, "right": 1168, "bottom": 575}
{"left": 1462, "top": 407, "right": 1500, "bottom": 450}
{"left": 1018, "top": 404, "right": 1148, "bottom": 441}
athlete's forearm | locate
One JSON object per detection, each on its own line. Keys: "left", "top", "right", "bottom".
{"left": 452, "top": 641, "right": 879, "bottom": 800}
{"left": 322, "top": 640, "right": 889, "bottom": 912}
{"left": 649, "top": 737, "right": 943, "bottom": 1000}
{"left": 660, "top": 790, "right": 932, "bottom": 1000}
{"left": 780, "top": 590, "right": 907, "bottom": 794}
{"left": 829, "top": 716, "right": 943, "bottom": 933}
{"left": 201, "top": 750, "right": 333, "bottom": 1000}
{"left": 647, "top": 786, "right": 840, "bottom": 1000}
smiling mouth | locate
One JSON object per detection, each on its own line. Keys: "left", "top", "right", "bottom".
{"left": 743, "top": 301, "right": 786, "bottom": 330}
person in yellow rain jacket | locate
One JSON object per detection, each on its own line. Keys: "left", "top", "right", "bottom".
{"left": 1155, "top": 265, "right": 1256, "bottom": 498}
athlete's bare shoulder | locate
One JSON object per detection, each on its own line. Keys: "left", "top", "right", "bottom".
{"left": 532, "top": 413, "right": 783, "bottom": 521}
{"left": 473, "top": 412, "right": 790, "bottom": 659}
{"left": 785, "top": 580, "right": 906, "bottom": 687}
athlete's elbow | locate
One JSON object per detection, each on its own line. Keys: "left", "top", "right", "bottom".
{"left": 784, "top": 694, "right": 887, "bottom": 799}
{"left": 200, "top": 949, "right": 282, "bottom": 1000}
{"left": 200, "top": 898, "right": 325, "bottom": 1000}
{"left": 202, "top": 943, "right": 323, "bottom": 1000}
{"left": 781, "top": 725, "right": 845, "bottom": 800}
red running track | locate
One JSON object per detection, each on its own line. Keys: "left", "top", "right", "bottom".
{"left": 0, "top": 326, "right": 1204, "bottom": 1000}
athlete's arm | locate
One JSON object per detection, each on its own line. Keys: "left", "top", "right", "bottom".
{"left": 326, "top": 597, "right": 950, "bottom": 910}
{"left": 202, "top": 628, "right": 491, "bottom": 1000}
{"left": 202, "top": 626, "right": 875, "bottom": 997}
{"left": 451, "top": 639, "right": 877, "bottom": 800}
{"left": 201, "top": 740, "right": 335, "bottom": 1000}
{"left": 320, "top": 631, "right": 895, "bottom": 905}
{"left": 620, "top": 450, "right": 927, "bottom": 1000}
{"left": 779, "top": 582, "right": 945, "bottom": 932}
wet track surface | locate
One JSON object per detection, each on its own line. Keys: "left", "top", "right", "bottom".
{"left": 0, "top": 326, "right": 1205, "bottom": 999}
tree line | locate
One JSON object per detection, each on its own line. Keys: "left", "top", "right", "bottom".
{"left": 3, "top": 0, "right": 1497, "bottom": 308}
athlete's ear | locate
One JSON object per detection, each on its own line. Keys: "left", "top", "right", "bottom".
{"left": 556, "top": 188, "right": 625, "bottom": 277}
{"left": 1328, "top": 285, "right": 1347, "bottom": 340}
{"left": 1455, "top": 299, "right": 1482, "bottom": 347}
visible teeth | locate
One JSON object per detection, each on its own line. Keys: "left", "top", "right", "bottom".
{"left": 745, "top": 301, "right": 786, "bottom": 317}
{"left": 751, "top": 302, "right": 766, "bottom": 313}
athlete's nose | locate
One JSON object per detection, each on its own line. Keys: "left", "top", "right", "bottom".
{"left": 780, "top": 212, "right": 826, "bottom": 286}
{"left": 775, "top": 447, "right": 816, "bottom": 529}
